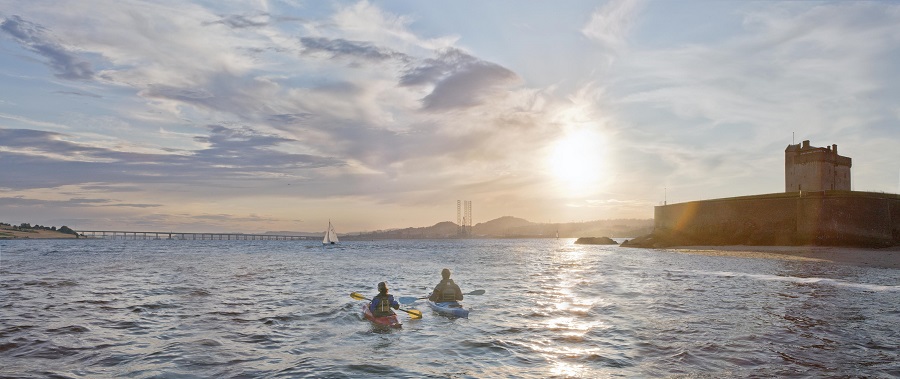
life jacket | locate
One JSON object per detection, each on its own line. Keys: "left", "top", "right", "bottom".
{"left": 438, "top": 279, "right": 459, "bottom": 301}
{"left": 372, "top": 294, "right": 395, "bottom": 316}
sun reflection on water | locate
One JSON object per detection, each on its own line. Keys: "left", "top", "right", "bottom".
{"left": 531, "top": 243, "right": 619, "bottom": 377}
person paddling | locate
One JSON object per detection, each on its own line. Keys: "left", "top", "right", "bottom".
{"left": 369, "top": 282, "right": 400, "bottom": 317}
{"left": 428, "top": 268, "right": 464, "bottom": 302}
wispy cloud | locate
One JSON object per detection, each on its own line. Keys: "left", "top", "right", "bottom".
{"left": 0, "top": 112, "right": 71, "bottom": 129}
{"left": 300, "top": 36, "right": 409, "bottom": 62}
{"left": 581, "top": 0, "right": 645, "bottom": 51}
{"left": 53, "top": 90, "right": 102, "bottom": 98}
{"left": 0, "top": 15, "right": 95, "bottom": 80}
{"left": 0, "top": 195, "right": 159, "bottom": 208}
{"left": 0, "top": 126, "right": 343, "bottom": 191}
{"left": 203, "top": 13, "right": 273, "bottom": 29}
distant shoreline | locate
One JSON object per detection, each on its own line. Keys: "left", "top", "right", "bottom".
{"left": 5, "top": 229, "right": 897, "bottom": 270}
{"left": 663, "top": 245, "right": 900, "bottom": 269}
{"left": 0, "top": 228, "right": 78, "bottom": 239}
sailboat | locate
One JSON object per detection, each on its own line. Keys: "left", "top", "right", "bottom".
{"left": 322, "top": 220, "right": 340, "bottom": 246}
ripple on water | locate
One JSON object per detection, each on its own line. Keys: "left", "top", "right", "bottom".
{"left": 23, "top": 279, "right": 78, "bottom": 288}
{"left": 47, "top": 325, "right": 91, "bottom": 334}
{"left": 2, "top": 239, "right": 898, "bottom": 378}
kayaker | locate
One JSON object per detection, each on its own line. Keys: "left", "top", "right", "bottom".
{"left": 428, "top": 268, "right": 464, "bottom": 302}
{"left": 369, "top": 281, "right": 400, "bottom": 317}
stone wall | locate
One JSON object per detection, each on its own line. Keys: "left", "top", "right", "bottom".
{"left": 646, "top": 191, "right": 900, "bottom": 247}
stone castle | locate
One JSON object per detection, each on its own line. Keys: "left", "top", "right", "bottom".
{"left": 785, "top": 140, "right": 851, "bottom": 192}
{"left": 624, "top": 140, "right": 900, "bottom": 248}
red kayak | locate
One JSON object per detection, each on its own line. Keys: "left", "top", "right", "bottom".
{"left": 362, "top": 303, "right": 402, "bottom": 328}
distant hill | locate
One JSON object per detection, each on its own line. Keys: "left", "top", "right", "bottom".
{"left": 472, "top": 216, "right": 533, "bottom": 235}
{"left": 339, "top": 217, "right": 653, "bottom": 240}
{"left": 473, "top": 217, "right": 652, "bottom": 238}
{"left": 342, "top": 221, "right": 460, "bottom": 240}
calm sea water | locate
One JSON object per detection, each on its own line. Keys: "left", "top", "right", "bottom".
{"left": 1, "top": 239, "right": 898, "bottom": 378}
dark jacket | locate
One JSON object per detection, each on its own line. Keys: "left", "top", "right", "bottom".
{"left": 369, "top": 293, "right": 399, "bottom": 316}
{"left": 429, "top": 278, "right": 463, "bottom": 302}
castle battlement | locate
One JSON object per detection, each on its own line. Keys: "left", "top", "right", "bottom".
{"left": 785, "top": 140, "right": 851, "bottom": 192}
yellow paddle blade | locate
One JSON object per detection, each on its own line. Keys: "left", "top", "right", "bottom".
{"left": 406, "top": 309, "right": 423, "bottom": 319}
{"left": 350, "top": 292, "right": 367, "bottom": 301}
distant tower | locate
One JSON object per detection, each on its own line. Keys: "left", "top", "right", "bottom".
{"left": 465, "top": 200, "right": 472, "bottom": 236}
{"left": 457, "top": 200, "right": 461, "bottom": 234}
{"left": 785, "top": 140, "right": 852, "bottom": 192}
{"left": 457, "top": 200, "right": 472, "bottom": 236}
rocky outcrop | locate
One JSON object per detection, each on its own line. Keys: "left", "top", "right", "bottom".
{"left": 574, "top": 236, "right": 617, "bottom": 245}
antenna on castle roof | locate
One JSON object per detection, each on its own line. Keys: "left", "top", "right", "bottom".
{"left": 792, "top": 132, "right": 794, "bottom": 145}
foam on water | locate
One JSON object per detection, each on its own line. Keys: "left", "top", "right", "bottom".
{"left": 702, "top": 270, "right": 900, "bottom": 292}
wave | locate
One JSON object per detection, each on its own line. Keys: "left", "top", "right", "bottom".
{"left": 702, "top": 271, "right": 900, "bottom": 292}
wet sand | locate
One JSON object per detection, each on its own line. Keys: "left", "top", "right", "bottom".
{"left": 667, "top": 245, "right": 900, "bottom": 269}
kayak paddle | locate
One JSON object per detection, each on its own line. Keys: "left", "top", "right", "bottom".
{"left": 399, "top": 289, "right": 486, "bottom": 304}
{"left": 396, "top": 307, "right": 422, "bottom": 318}
{"left": 350, "top": 292, "right": 423, "bottom": 319}
{"left": 350, "top": 292, "right": 367, "bottom": 301}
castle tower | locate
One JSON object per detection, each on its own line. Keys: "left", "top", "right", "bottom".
{"left": 785, "top": 140, "right": 852, "bottom": 192}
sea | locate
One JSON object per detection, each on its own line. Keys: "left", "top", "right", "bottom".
{"left": 1, "top": 238, "right": 898, "bottom": 378}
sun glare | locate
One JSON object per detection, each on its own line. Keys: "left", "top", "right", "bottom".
{"left": 547, "top": 128, "right": 607, "bottom": 196}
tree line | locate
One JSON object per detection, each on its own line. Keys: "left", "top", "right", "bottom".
{"left": 0, "top": 222, "right": 78, "bottom": 236}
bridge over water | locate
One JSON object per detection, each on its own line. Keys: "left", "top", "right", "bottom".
{"left": 76, "top": 230, "right": 312, "bottom": 241}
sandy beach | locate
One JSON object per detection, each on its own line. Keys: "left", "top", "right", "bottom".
{"left": 667, "top": 245, "right": 900, "bottom": 269}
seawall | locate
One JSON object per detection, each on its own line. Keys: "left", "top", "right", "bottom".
{"left": 625, "top": 191, "right": 900, "bottom": 248}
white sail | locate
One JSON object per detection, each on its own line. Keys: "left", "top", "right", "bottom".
{"left": 323, "top": 221, "right": 339, "bottom": 245}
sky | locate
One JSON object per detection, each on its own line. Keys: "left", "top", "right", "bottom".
{"left": 1, "top": 0, "right": 899, "bottom": 234}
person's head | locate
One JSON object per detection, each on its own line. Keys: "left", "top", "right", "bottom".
{"left": 377, "top": 281, "right": 388, "bottom": 294}
{"left": 441, "top": 268, "right": 451, "bottom": 279}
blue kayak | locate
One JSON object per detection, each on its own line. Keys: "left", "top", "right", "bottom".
{"left": 428, "top": 301, "right": 469, "bottom": 318}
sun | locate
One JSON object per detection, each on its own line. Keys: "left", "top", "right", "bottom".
{"left": 546, "top": 128, "right": 607, "bottom": 196}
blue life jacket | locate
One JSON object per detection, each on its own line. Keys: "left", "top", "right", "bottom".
{"left": 371, "top": 294, "right": 396, "bottom": 316}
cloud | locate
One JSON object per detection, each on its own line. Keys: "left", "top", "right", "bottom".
{"left": 53, "top": 90, "right": 102, "bottom": 98}
{"left": 330, "top": 0, "right": 455, "bottom": 51}
{"left": 300, "top": 36, "right": 409, "bottom": 62}
{"left": 581, "top": 0, "right": 645, "bottom": 50}
{"left": 0, "top": 15, "right": 95, "bottom": 80}
{"left": 401, "top": 48, "right": 520, "bottom": 111}
{"left": 0, "top": 126, "right": 343, "bottom": 191}
{"left": 267, "top": 113, "right": 314, "bottom": 125}
{"left": 193, "top": 124, "right": 344, "bottom": 169}
{"left": 0, "top": 112, "right": 71, "bottom": 130}
{"left": 0, "top": 195, "right": 159, "bottom": 208}
{"left": 142, "top": 85, "right": 215, "bottom": 103}
{"left": 203, "top": 11, "right": 309, "bottom": 29}
{"left": 204, "top": 13, "right": 272, "bottom": 29}
{"left": 610, "top": 2, "right": 898, "bottom": 141}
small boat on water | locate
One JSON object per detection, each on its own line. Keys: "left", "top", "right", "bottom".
{"left": 362, "top": 303, "right": 402, "bottom": 328}
{"left": 322, "top": 220, "right": 340, "bottom": 246}
{"left": 428, "top": 300, "right": 469, "bottom": 318}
